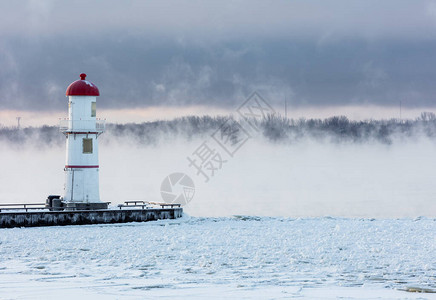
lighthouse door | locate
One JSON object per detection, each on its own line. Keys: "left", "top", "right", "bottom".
{"left": 71, "top": 170, "right": 85, "bottom": 202}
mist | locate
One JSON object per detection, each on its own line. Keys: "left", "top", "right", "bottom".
{"left": 1, "top": 115, "right": 435, "bottom": 218}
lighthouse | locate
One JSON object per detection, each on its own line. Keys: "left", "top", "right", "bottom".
{"left": 61, "top": 73, "right": 107, "bottom": 210}
{"left": 0, "top": 71, "right": 184, "bottom": 227}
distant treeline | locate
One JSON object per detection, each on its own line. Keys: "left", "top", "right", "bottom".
{"left": 1, "top": 112, "right": 436, "bottom": 147}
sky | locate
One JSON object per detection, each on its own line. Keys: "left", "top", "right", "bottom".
{"left": 1, "top": 0, "right": 436, "bottom": 125}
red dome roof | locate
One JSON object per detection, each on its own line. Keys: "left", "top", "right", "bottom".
{"left": 66, "top": 73, "right": 100, "bottom": 96}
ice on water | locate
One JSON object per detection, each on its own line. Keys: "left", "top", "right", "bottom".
{"left": 0, "top": 216, "right": 435, "bottom": 299}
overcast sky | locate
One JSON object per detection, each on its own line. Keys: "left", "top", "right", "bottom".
{"left": 1, "top": 0, "right": 436, "bottom": 112}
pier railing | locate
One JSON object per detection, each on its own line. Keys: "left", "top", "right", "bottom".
{"left": 0, "top": 201, "right": 181, "bottom": 212}
{"left": 59, "top": 118, "right": 106, "bottom": 133}
{"left": 117, "top": 201, "right": 181, "bottom": 209}
{"left": 0, "top": 203, "right": 46, "bottom": 212}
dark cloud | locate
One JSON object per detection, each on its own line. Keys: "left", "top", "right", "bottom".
{"left": 0, "top": 1, "right": 436, "bottom": 111}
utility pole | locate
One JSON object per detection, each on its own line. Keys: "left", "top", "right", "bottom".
{"left": 16, "top": 116, "right": 21, "bottom": 129}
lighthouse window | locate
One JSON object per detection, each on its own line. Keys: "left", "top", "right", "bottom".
{"left": 83, "top": 138, "right": 93, "bottom": 154}
{"left": 91, "top": 102, "right": 96, "bottom": 117}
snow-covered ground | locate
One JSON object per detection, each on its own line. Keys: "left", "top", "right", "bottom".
{"left": 1, "top": 215, "right": 435, "bottom": 299}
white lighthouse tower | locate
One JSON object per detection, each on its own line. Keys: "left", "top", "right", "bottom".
{"left": 61, "top": 73, "right": 107, "bottom": 210}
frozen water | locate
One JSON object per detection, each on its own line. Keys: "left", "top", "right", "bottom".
{"left": 0, "top": 216, "right": 435, "bottom": 299}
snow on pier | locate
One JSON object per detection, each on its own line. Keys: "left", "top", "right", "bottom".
{"left": 0, "top": 203, "right": 182, "bottom": 228}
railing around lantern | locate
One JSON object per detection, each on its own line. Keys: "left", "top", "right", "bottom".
{"left": 59, "top": 118, "right": 106, "bottom": 133}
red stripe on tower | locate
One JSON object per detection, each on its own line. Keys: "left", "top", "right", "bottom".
{"left": 65, "top": 165, "right": 99, "bottom": 169}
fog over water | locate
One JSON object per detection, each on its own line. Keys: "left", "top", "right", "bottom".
{"left": 1, "top": 116, "right": 436, "bottom": 218}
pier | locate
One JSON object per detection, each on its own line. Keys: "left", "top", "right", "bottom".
{"left": 0, "top": 202, "right": 182, "bottom": 228}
